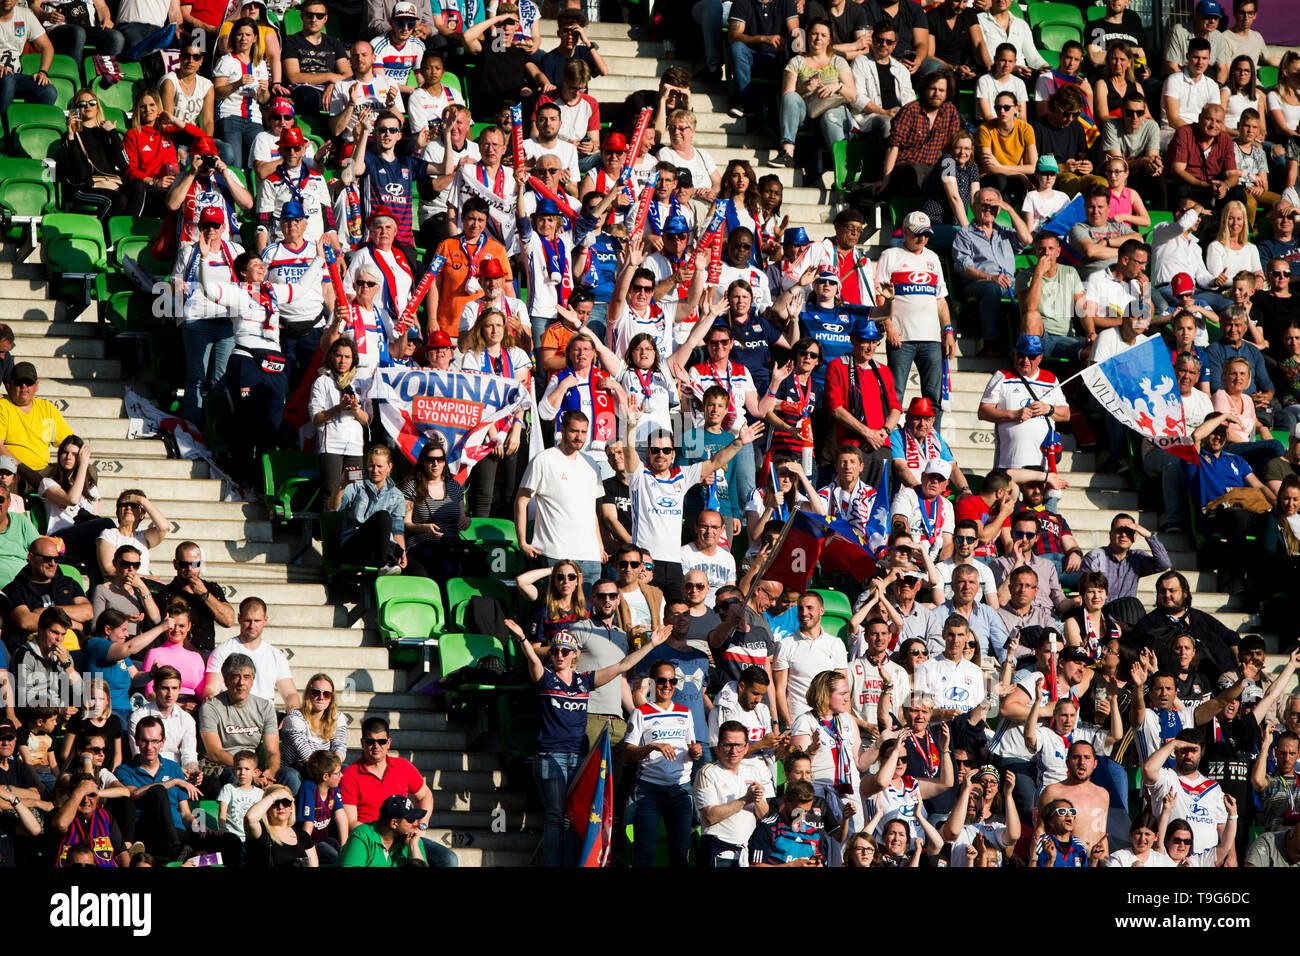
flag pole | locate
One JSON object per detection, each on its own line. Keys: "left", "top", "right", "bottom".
{"left": 740, "top": 506, "right": 801, "bottom": 603}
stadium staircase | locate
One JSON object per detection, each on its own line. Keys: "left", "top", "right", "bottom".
{"left": 8, "top": 16, "right": 1287, "bottom": 868}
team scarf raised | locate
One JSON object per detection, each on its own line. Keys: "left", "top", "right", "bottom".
{"left": 646, "top": 192, "right": 683, "bottom": 235}
{"left": 346, "top": 304, "right": 389, "bottom": 364}
{"left": 901, "top": 429, "right": 942, "bottom": 471}
{"left": 555, "top": 366, "right": 616, "bottom": 445}
{"left": 538, "top": 233, "right": 571, "bottom": 306}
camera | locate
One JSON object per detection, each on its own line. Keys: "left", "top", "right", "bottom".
{"left": 199, "top": 154, "right": 217, "bottom": 172}
{"left": 341, "top": 385, "right": 356, "bottom": 398}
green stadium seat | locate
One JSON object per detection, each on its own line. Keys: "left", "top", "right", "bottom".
{"left": 1085, "top": 4, "right": 1106, "bottom": 20}
{"left": 831, "top": 137, "right": 878, "bottom": 191}
{"left": 464, "top": 516, "right": 517, "bottom": 542}
{"left": 444, "top": 576, "right": 511, "bottom": 631}
{"left": 809, "top": 587, "right": 852, "bottom": 618}
{"left": 15, "top": 126, "right": 63, "bottom": 162}
{"left": 87, "top": 75, "right": 138, "bottom": 115}
{"left": 1257, "top": 65, "right": 1278, "bottom": 89}
{"left": 101, "top": 106, "right": 128, "bottom": 129}
{"left": 41, "top": 214, "right": 108, "bottom": 288}
{"left": 376, "top": 575, "right": 446, "bottom": 669}
{"left": 436, "top": 632, "right": 527, "bottom": 726}
{"left": 261, "top": 450, "right": 324, "bottom": 525}
{"left": 0, "top": 178, "right": 56, "bottom": 244}
{"left": 22, "top": 53, "right": 81, "bottom": 86}
{"left": 0, "top": 157, "right": 49, "bottom": 182}
{"left": 1027, "top": 2, "right": 1084, "bottom": 30}
{"left": 7, "top": 103, "right": 66, "bottom": 139}
{"left": 1036, "top": 22, "right": 1082, "bottom": 51}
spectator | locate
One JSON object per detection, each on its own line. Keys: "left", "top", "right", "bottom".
{"left": 991, "top": 510, "right": 1074, "bottom": 615}
{"left": 976, "top": 42, "right": 1029, "bottom": 122}
{"left": 516, "top": 560, "right": 588, "bottom": 646}
{"left": 89, "top": 551, "right": 162, "bottom": 641}
{"left": 138, "top": 607, "right": 206, "bottom": 704}
{"left": 1086, "top": 0, "right": 1150, "bottom": 72}
{"left": 936, "top": 520, "right": 1000, "bottom": 604}
{"left": 848, "top": 19, "right": 914, "bottom": 138}
{"left": 728, "top": 0, "right": 799, "bottom": 119}
{"left": 1163, "top": 0, "right": 1231, "bottom": 84}
{"left": 217, "top": 750, "right": 264, "bottom": 846}
{"left": 308, "top": 338, "right": 370, "bottom": 503}
{"left": 976, "top": 91, "right": 1037, "bottom": 204}
{"left": 1101, "top": 90, "right": 1167, "bottom": 210}
{"left": 51, "top": 773, "right": 132, "bottom": 867}
{"left": 1166, "top": 76, "right": 1231, "bottom": 194}
{"left": 925, "top": 0, "right": 990, "bottom": 84}
{"left": 295, "top": 750, "right": 348, "bottom": 864}
{"left": 866, "top": 69, "right": 960, "bottom": 200}
{"left": 401, "top": 439, "right": 480, "bottom": 579}
{"left": 976, "top": 0, "right": 1047, "bottom": 79}
{"left": 920, "top": 130, "right": 980, "bottom": 251}
{"left": 327, "top": 444, "right": 407, "bottom": 575}
{"left": 533, "top": 10, "right": 607, "bottom": 89}
{"left": 370, "top": 2, "right": 426, "bottom": 87}
{"left": 95, "top": 489, "right": 168, "bottom": 581}
{"left": 1213, "top": 355, "right": 1286, "bottom": 468}
{"left": 337, "top": 793, "right": 427, "bottom": 866}
{"left": 0, "top": 489, "right": 36, "bottom": 592}
{"left": 202, "top": 597, "right": 300, "bottom": 713}
{"left": 1104, "top": 155, "right": 1151, "bottom": 233}
{"left": 877, "top": 212, "right": 954, "bottom": 424}
{"left": 280, "top": 0, "right": 350, "bottom": 116}
{"left": 1207, "top": 200, "right": 1264, "bottom": 285}
{"left": 890, "top": 457, "right": 955, "bottom": 561}
{"left": 430, "top": 197, "right": 513, "bottom": 342}
{"left": 460, "top": 5, "right": 547, "bottom": 121}
{"left": 953, "top": 186, "right": 1032, "bottom": 354}
{"left": 749, "top": 778, "right": 831, "bottom": 865}
{"left": 978, "top": 334, "right": 1069, "bottom": 473}
{"left": 0, "top": 0, "right": 56, "bottom": 112}
{"left": 212, "top": 17, "right": 272, "bottom": 167}
{"left": 823, "top": 317, "right": 899, "bottom": 487}
{"left": 1235, "top": 110, "right": 1278, "bottom": 229}
{"left": 59, "top": 89, "right": 143, "bottom": 220}
{"left": 0, "top": 361, "right": 74, "bottom": 489}
{"left": 1032, "top": 86, "right": 1105, "bottom": 196}
{"left": 36, "top": 436, "right": 113, "bottom": 564}
{"left": 1034, "top": 42, "right": 1093, "bottom": 120}
{"left": 327, "top": 42, "right": 406, "bottom": 145}
{"left": 1094, "top": 40, "right": 1139, "bottom": 121}
{"left": 1071, "top": 184, "right": 1137, "bottom": 280}
{"left": 242, "top": 784, "right": 317, "bottom": 866}
{"left": 1018, "top": 230, "right": 1091, "bottom": 362}
{"left": 771, "top": 19, "right": 855, "bottom": 168}
{"left": 1142, "top": 730, "right": 1235, "bottom": 862}
{"left": 128, "top": 664, "right": 199, "bottom": 768}
{"left": 680, "top": 512, "right": 737, "bottom": 607}
{"left": 1246, "top": 816, "right": 1300, "bottom": 867}
{"left": 1205, "top": 307, "right": 1281, "bottom": 425}
{"left": 772, "top": 592, "right": 849, "bottom": 727}
{"left": 197, "top": 653, "right": 290, "bottom": 796}
{"left": 158, "top": 541, "right": 235, "bottom": 655}
{"left": 124, "top": 90, "right": 202, "bottom": 218}
{"left": 695, "top": 719, "right": 772, "bottom": 867}
{"left": 656, "top": 110, "right": 721, "bottom": 202}
{"left": 4, "top": 540, "right": 93, "bottom": 645}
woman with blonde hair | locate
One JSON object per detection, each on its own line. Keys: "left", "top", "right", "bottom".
{"left": 1206, "top": 200, "right": 1263, "bottom": 285}
{"left": 789, "top": 669, "right": 868, "bottom": 862}
{"left": 58, "top": 86, "right": 143, "bottom": 219}
{"left": 516, "top": 560, "right": 588, "bottom": 644}
{"left": 921, "top": 129, "right": 980, "bottom": 251}
{"left": 244, "top": 785, "right": 318, "bottom": 867}
{"left": 281, "top": 673, "right": 348, "bottom": 768}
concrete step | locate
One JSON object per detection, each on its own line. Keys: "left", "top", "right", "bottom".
{"left": 336, "top": 706, "right": 450, "bottom": 733}
{"left": 0, "top": 277, "right": 49, "bottom": 298}
{"left": 192, "top": 561, "right": 325, "bottom": 583}
{"left": 6, "top": 319, "right": 98, "bottom": 339}
{"left": 340, "top": 725, "right": 472, "bottom": 751}
{"left": 15, "top": 335, "right": 105, "bottom": 358}
{"left": 395, "top": 751, "right": 508, "bottom": 773}
{"left": 45, "top": 396, "right": 126, "bottom": 418}
{"left": 427, "top": 808, "right": 535, "bottom": 829}
{"left": 73, "top": 438, "right": 168, "bottom": 458}
{"left": 25, "top": 356, "right": 123, "bottom": 380}
{"left": 0, "top": 258, "right": 52, "bottom": 282}
{"left": 450, "top": 847, "right": 535, "bottom": 866}
{"left": 86, "top": 454, "right": 202, "bottom": 478}
{"left": 426, "top": 769, "right": 509, "bottom": 791}
{"left": 213, "top": 580, "right": 332, "bottom": 605}
{"left": 425, "top": 827, "right": 539, "bottom": 853}
{"left": 266, "top": 624, "right": 379, "bottom": 647}
{"left": 278, "top": 643, "right": 390, "bottom": 669}
{"left": 0, "top": 300, "right": 74, "bottom": 321}
{"left": 35, "top": 379, "right": 128, "bottom": 399}
{"left": 99, "top": 499, "right": 265, "bottom": 522}
{"left": 97, "top": 475, "right": 222, "bottom": 499}
{"left": 57, "top": 416, "right": 129, "bottom": 439}
{"left": 439, "top": 789, "right": 528, "bottom": 813}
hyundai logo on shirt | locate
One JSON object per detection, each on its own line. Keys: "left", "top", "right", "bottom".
{"left": 891, "top": 271, "right": 939, "bottom": 296}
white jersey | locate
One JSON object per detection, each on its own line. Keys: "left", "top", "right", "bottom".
{"left": 523, "top": 137, "right": 580, "bottom": 185}
{"left": 890, "top": 486, "right": 954, "bottom": 561}
{"left": 627, "top": 462, "right": 704, "bottom": 563}
{"left": 1106, "top": 848, "right": 1176, "bottom": 867}
{"left": 327, "top": 75, "right": 405, "bottom": 141}
{"left": 200, "top": 274, "right": 294, "bottom": 351}
{"left": 623, "top": 701, "right": 696, "bottom": 786}
{"left": 370, "top": 33, "right": 425, "bottom": 84}
{"left": 848, "top": 656, "right": 910, "bottom": 724}
{"left": 1136, "top": 703, "right": 1198, "bottom": 762}
{"left": 1033, "top": 724, "right": 1109, "bottom": 793}
{"left": 875, "top": 245, "right": 947, "bottom": 342}
{"left": 251, "top": 132, "right": 317, "bottom": 172}
{"left": 679, "top": 543, "right": 736, "bottom": 608}
{"left": 255, "top": 165, "right": 333, "bottom": 245}
{"left": 715, "top": 262, "right": 773, "bottom": 312}
{"left": 610, "top": 301, "right": 672, "bottom": 367}
{"left": 949, "top": 820, "right": 1011, "bottom": 866}
{"left": 458, "top": 295, "right": 529, "bottom": 337}
{"left": 694, "top": 758, "right": 774, "bottom": 853}
{"left": 708, "top": 682, "right": 773, "bottom": 749}
{"left": 869, "top": 776, "right": 927, "bottom": 838}
{"left": 344, "top": 245, "right": 413, "bottom": 322}
{"left": 261, "top": 240, "right": 327, "bottom": 327}
{"left": 1146, "top": 768, "right": 1227, "bottom": 855}
{"left": 521, "top": 229, "right": 574, "bottom": 323}
{"left": 173, "top": 238, "right": 244, "bottom": 322}
{"left": 419, "top": 138, "right": 480, "bottom": 220}
{"left": 979, "top": 367, "right": 1065, "bottom": 469}
{"left": 912, "top": 656, "right": 985, "bottom": 714}
{"left": 772, "top": 632, "right": 848, "bottom": 721}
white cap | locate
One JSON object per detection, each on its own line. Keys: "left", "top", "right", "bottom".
{"left": 392, "top": 1, "right": 418, "bottom": 16}
{"left": 902, "top": 210, "right": 933, "bottom": 235}
{"left": 921, "top": 458, "right": 951, "bottom": 480}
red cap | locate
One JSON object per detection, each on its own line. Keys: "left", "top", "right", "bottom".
{"left": 198, "top": 207, "right": 225, "bottom": 227}
{"left": 479, "top": 259, "right": 506, "bottom": 279}
{"left": 1171, "top": 272, "right": 1194, "bottom": 297}
{"left": 278, "top": 126, "right": 307, "bottom": 150}
{"left": 267, "top": 96, "right": 295, "bottom": 116}
{"left": 602, "top": 132, "right": 628, "bottom": 152}
{"left": 429, "top": 331, "right": 454, "bottom": 349}
{"left": 906, "top": 396, "right": 935, "bottom": 418}
{"left": 192, "top": 136, "right": 219, "bottom": 157}
{"left": 367, "top": 205, "right": 397, "bottom": 226}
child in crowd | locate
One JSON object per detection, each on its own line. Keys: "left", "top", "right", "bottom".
{"left": 218, "top": 750, "right": 265, "bottom": 845}
{"left": 683, "top": 386, "right": 742, "bottom": 533}
{"left": 1168, "top": 273, "right": 1220, "bottom": 345}
{"left": 1021, "top": 156, "right": 1069, "bottom": 233}
{"left": 18, "top": 708, "right": 60, "bottom": 794}
{"left": 295, "top": 750, "right": 349, "bottom": 864}
{"left": 757, "top": 173, "right": 785, "bottom": 263}
{"left": 1230, "top": 270, "right": 1270, "bottom": 348}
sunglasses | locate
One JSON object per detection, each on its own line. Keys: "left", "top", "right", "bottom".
{"left": 552, "top": 646, "right": 576, "bottom": 656}
{"left": 1168, "top": 836, "right": 1192, "bottom": 845}
{"left": 654, "top": 677, "right": 679, "bottom": 686}
{"left": 707, "top": 339, "right": 731, "bottom": 347}
{"left": 1012, "top": 530, "right": 1036, "bottom": 539}
{"left": 177, "top": 559, "right": 201, "bottom": 568}
{"left": 423, "top": 456, "right": 446, "bottom": 464}
{"left": 34, "top": 554, "right": 58, "bottom": 564}
{"left": 1051, "top": 807, "right": 1077, "bottom": 817}
{"left": 77, "top": 99, "right": 98, "bottom": 108}
{"left": 909, "top": 649, "right": 928, "bottom": 657}
{"left": 649, "top": 447, "right": 675, "bottom": 455}
{"left": 354, "top": 280, "right": 379, "bottom": 288}
{"left": 1122, "top": 108, "right": 1144, "bottom": 117}
{"left": 554, "top": 572, "right": 579, "bottom": 581}
{"left": 272, "top": 798, "right": 294, "bottom": 809}
{"left": 953, "top": 535, "right": 977, "bottom": 544}
{"left": 684, "top": 582, "right": 708, "bottom": 590}
{"left": 1273, "top": 270, "right": 1291, "bottom": 277}
{"left": 618, "top": 561, "right": 642, "bottom": 569}
{"left": 118, "top": 561, "right": 141, "bottom": 570}
{"left": 12, "top": 378, "right": 36, "bottom": 387}
{"left": 593, "top": 591, "right": 620, "bottom": 600}
{"left": 180, "top": 51, "right": 204, "bottom": 60}
{"left": 630, "top": 284, "right": 654, "bottom": 293}
{"left": 362, "top": 737, "right": 389, "bottom": 746}
{"left": 797, "top": 350, "right": 822, "bottom": 359}
{"left": 377, "top": 126, "right": 401, "bottom": 134}
{"left": 995, "top": 103, "right": 1015, "bottom": 112}
{"left": 308, "top": 688, "right": 332, "bottom": 699}
{"left": 1113, "top": 527, "right": 1136, "bottom": 537}
{"left": 83, "top": 746, "right": 105, "bottom": 754}
{"left": 303, "top": 9, "right": 327, "bottom": 17}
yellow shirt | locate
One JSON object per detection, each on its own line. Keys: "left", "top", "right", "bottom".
{"left": 977, "top": 119, "right": 1035, "bottom": 169}
{"left": 0, "top": 398, "right": 72, "bottom": 470}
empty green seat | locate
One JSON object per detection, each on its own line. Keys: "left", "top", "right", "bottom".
{"left": 0, "top": 178, "right": 55, "bottom": 242}
{"left": 86, "top": 75, "right": 137, "bottom": 115}
{"left": 1026, "top": 2, "right": 1084, "bottom": 30}
{"left": 809, "top": 587, "right": 852, "bottom": 618}
{"left": 444, "top": 576, "right": 511, "bottom": 630}
{"left": 15, "top": 126, "right": 62, "bottom": 162}
{"left": 261, "top": 450, "right": 324, "bottom": 524}
{"left": 464, "top": 516, "right": 517, "bottom": 542}
{"left": 376, "top": 575, "right": 446, "bottom": 669}
{"left": 1036, "top": 22, "right": 1083, "bottom": 52}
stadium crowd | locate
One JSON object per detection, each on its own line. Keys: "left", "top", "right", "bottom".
{"left": 0, "top": 0, "right": 1297, "bottom": 869}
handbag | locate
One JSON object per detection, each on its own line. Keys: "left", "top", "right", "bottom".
{"left": 72, "top": 128, "right": 123, "bottom": 191}
{"left": 1206, "top": 486, "right": 1271, "bottom": 514}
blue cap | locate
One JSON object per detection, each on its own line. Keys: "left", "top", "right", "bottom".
{"left": 532, "top": 198, "right": 563, "bottom": 218}
{"left": 662, "top": 214, "right": 691, "bottom": 235}
{"left": 1195, "top": 0, "right": 1222, "bottom": 17}
{"left": 406, "top": 325, "right": 422, "bottom": 340}
{"left": 850, "top": 316, "right": 882, "bottom": 341}
{"left": 782, "top": 226, "right": 810, "bottom": 246}
{"left": 279, "top": 200, "right": 306, "bottom": 220}
{"left": 1015, "top": 333, "right": 1044, "bottom": 357}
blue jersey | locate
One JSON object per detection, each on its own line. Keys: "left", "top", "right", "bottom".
{"left": 748, "top": 812, "right": 828, "bottom": 864}
{"left": 535, "top": 669, "right": 595, "bottom": 754}
{"left": 81, "top": 637, "right": 132, "bottom": 715}
{"left": 361, "top": 152, "right": 424, "bottom": 245}
{"left": 799, "top": 304, "right": 868, "bottom": 389}
{"left": 583, "top": 233, "right": 621, "bottom": 302}
{"left": 1035, "top": 834, "right": 1088, "bottom": 867}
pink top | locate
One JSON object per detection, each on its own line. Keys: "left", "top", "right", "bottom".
{"left": 1212, "top": 388, "right": 1257, "bottom": 444}
{"left": 141, "top": 641, "right": 206, "bottom": 698}
{"left": 1108, "top": 186, "right": 1135, "bottom": 219}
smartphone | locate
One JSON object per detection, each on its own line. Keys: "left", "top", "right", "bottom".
{"left": 344, "top": 465, "right": 363, "bottom": 484}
